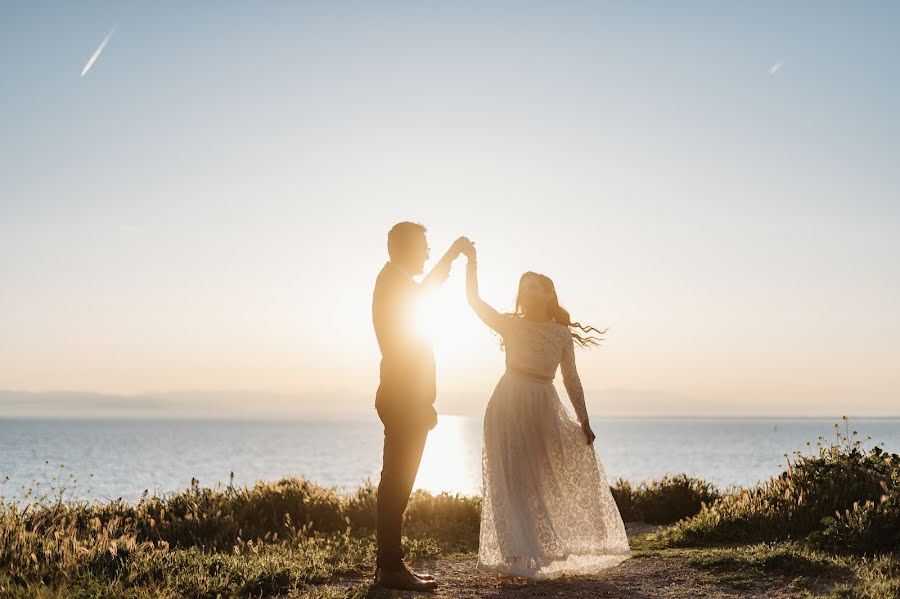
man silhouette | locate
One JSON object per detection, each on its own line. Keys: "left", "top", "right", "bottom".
{"left": 371, "top": 222, "right": 471, "bottom": 591}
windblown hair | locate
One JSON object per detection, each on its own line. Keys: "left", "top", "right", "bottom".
{"left": 510, "top": 271, "right": 607, "bottom": 348}
{"left": 387, "top": 221, "right": 427, "bottom": 261}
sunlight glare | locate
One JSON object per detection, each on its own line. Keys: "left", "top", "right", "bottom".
{"left": 413, "top": 415, "right": 482, "bottom": 495}
{"left": 411, "top": 275, "right": 490, "bottom": 371}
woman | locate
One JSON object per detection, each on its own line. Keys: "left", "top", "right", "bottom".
{"left": 463, "top": 245, "right": 631, "bottom": 579}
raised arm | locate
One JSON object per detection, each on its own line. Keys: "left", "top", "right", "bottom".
{"left": 420, "top": 237, "right": 470, "bottom": 292}
{"left": 464, "top": 248, "right": 511, "bottom": 336}
{"left": 560, "top": 333, "right": 596, "bottom": 444}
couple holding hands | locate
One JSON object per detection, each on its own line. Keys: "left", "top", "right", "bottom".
{"left": 371, "top": 222, "right": 631, "bottom": 591}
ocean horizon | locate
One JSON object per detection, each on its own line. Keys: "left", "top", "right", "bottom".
{"left": 3, "top": 416, "right": 899, "bottom": 506}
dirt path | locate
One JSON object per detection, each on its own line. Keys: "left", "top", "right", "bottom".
{"left": 309, "top": 524, "right": 829, "bottom": 599}
{"left": 318, "top": 554, "right": 811, "bottom": 599}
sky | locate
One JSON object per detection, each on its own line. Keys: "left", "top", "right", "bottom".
{"left": 1, "top": 2, "right": 898, "bottom": 417}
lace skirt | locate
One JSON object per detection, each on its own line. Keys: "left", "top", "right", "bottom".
{"left": 477, "top": 371, "right": 632, "bottom": 579}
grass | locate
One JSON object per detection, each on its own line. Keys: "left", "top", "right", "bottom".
{"left": 641, "top": 417, "right": 900, "bottom": 598}
{"left": 628, "top": 540, "right": 899, "bottom": 599}
{"left": 1, "top": 418, "right": 898, "bottom": 597}
{"left": 0, "top": 471, "right": 462, "bottom": 598}
{"left": 656, "top": 417, "right": 900, "bottom": 554}
{"left": 610, "top": 473, "right": 723, "bottom": 524}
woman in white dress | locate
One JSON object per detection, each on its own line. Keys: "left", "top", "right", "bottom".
{"left": 462, "top": 245, "right": 631, "bottom": 580}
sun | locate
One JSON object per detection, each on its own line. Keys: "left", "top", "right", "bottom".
{"left": 412, "top": 283, "right": 484, "bottom": 367}
{"left": 409, "top": 265, "right": 514, "bottom": 378}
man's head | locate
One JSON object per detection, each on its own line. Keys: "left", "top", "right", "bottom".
{"left": 387, "top": 221, "right": 429, "bottom": 275}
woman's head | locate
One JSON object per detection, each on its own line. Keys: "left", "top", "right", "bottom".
{"left": 515, "top": 272, "right": 557, "bottom": 317}
{"left": 513, "top": 272, "right": 607, "bottom": 348}
{"left": 516, "top": 272, "right": 556, "bottom": 315}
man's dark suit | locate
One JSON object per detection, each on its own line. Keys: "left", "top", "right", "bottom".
{"left": 372, "top": 259, "right": 450, "bottom": 569}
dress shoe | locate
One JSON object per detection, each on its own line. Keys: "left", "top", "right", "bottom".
{"left": 374, "top": 565, "right": 438, "bottom": 591}
{"left": 373, "top": 565, "right": 435, "bottom": 584}
{"left": 412, "top": 570, "right": 435, "bottom": 582}
{"left": 403, "top": 561, "right": 435, "bottom": 582}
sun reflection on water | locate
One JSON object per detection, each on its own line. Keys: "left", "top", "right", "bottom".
{"left": 413, "top": 415, "right": 482, "bottom": 496}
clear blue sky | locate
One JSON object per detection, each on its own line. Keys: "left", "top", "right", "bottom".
{"left": 1, "top": 2, "right": 898, "bottom": 416}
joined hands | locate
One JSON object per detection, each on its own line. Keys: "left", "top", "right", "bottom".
{"left": 451, "top": 236, "right": 476, "bottom": 262}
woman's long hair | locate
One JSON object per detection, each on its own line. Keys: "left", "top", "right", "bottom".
{"left": 509, "top": 271, "right": 607, "bottom": 348}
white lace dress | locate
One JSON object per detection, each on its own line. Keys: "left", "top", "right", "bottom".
{"left": 477, "top": 316, "right": 632, "bottom": 579}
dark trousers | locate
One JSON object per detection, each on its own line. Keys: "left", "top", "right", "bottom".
{"left": 375, "top": 408, "right": 430, "bottom": 570}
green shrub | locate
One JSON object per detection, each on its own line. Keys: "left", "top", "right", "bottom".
{"left": 611, "top": 474, "right": 722, "bottom": 524}
{"left": 659, "top": 418, "right": 900, "bottom": 554}
{"left": 811, "top": 479, "right": 900, "bottom": 554}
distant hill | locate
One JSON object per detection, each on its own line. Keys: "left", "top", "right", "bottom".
{"left": 0, "top": 390, "right": 373, "bottom": 419}
{"left": 1, "top": 388, "right": 884, "bottom": 419}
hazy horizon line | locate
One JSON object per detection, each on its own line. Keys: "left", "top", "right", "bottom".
{"left": 2, "top": 415, "right": 899, "bottom": 421}
{"left": 2, "top": 389, "right": 898, "bottom": 420}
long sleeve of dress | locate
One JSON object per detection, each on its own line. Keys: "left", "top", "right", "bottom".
{"left": 560, "top": 333, "right": 589, "bottom": 424}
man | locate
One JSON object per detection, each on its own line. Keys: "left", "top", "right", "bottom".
{"left": 371, "top": 221, "right": 471, "bottom": 591}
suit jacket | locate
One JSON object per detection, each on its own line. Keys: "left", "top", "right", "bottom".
{"left": 372, "top": 260, "right": 448, "bottom": 429}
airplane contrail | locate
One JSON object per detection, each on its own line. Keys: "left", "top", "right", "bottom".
{"left": 81, "top": 26, "right": 116, "bottom": 78}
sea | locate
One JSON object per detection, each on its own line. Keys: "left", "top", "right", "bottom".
{"left": 1, "top": 417, "right": 898, "bottom": 505}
